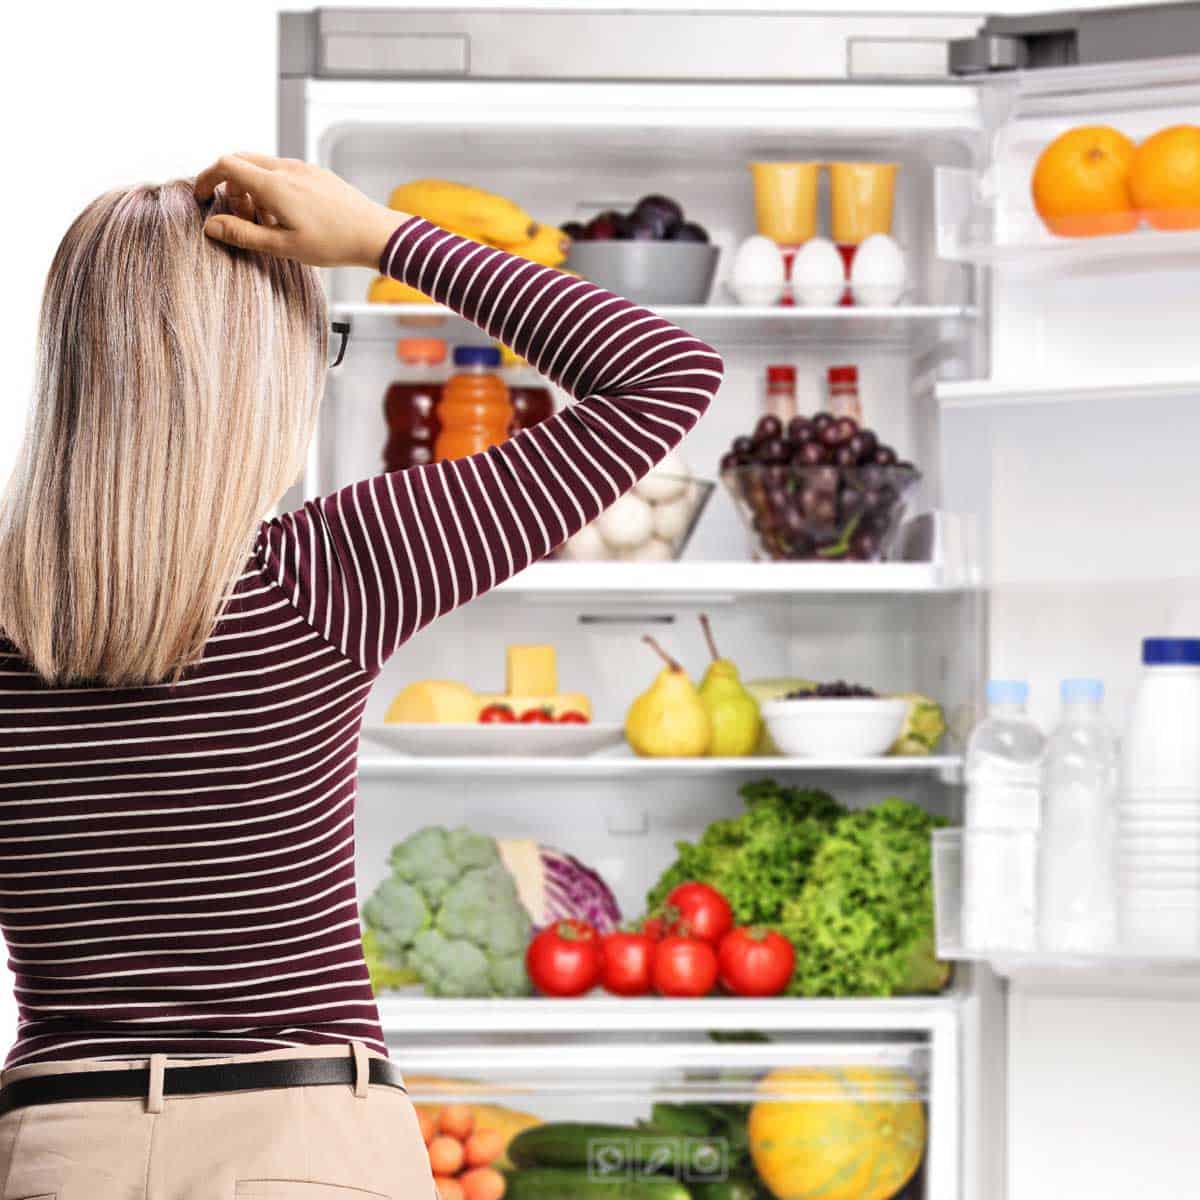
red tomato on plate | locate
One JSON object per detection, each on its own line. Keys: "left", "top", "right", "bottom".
{"left": 664, "top": 882, "right": 734, "bottom": 946}
{"left": 652, "top": 935, "right": 719, "bottom": 998}
{"left": 717, "top": 926, "right": 795, "bottom": 997}
{"left": 519, "top": 708, "right": 555, "bottom": 724}
{"left": 599, "top": 930, "right": 655, "bottom": 997}
{"left": 478, "top": 704, "right": 515, "bottom": 724}
{"left": 556, "top": 710, "right": 589, "bottom": 724}
{"left": 525, "top": 919, "right": 601, "bottom": 997}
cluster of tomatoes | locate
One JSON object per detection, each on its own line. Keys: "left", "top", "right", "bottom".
{"left": 524, "top": 882, "right": 795, "bottom": 1000}
{"left": 478, "top": 704, "right": 589, "bottom": 725}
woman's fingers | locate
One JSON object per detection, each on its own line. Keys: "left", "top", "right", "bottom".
{"left": 194, "top": 154, "right": 278, "bottom": 203}
{"left": 203, "top": 214, "right": 291, "bottom": 256}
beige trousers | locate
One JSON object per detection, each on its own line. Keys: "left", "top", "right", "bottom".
{"left": 0, "top": 1043, "right": 437, "bottom": 1200}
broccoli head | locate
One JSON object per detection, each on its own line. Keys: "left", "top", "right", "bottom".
{"left": 646, "top": 781, "right": 845, "bottom": 926}
{"left": 361, "top": 928, "right": 420, "bottom": 993}
{"left": 363, "top": 827, "right": 532, "bottom": 998}
{"left": 780, "top": 798, "right": 950, "bottom": 998}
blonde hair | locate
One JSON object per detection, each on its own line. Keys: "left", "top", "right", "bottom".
{"left": 0, "top": 180, "right": 327, "bottom": 687}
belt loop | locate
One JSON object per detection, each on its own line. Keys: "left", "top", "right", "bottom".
{"left": 351, "top": 1041, "right": 370, "bottom": 1099}
{"left": 146, "top": 1054, "right": 167, "bottom": 1114}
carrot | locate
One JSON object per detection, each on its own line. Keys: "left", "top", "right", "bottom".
{"left": 435, "top": 1178, "right": 466, "bottom": 1200}
{"left": 460, "top": 1166, "right": 506, "bottom": 1200}
{"left": 428, "top": 1135, "right": 466, "bottom": 1176}
{"left": 418, "top": 1109, "right": 439, "bottom": 1145}
{"left": 463, "top": 1128, "right": 506, "bottom": 1168}
{"left": 438, "top": 1103, "right": 476, "bottom": 1140}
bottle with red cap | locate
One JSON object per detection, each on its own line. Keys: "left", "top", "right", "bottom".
{"left": 827, "top": 365, "right": 862, "bottom": 422}
{"left": 383, "top": 338, "right": 446, "bottom": 472}
{"left": 764, "top": 365, "right": 797, "bottom": 421}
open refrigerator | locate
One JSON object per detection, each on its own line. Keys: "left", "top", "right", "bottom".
{"left": 278, "top": 8, "right": 1200, "bottom": 1199}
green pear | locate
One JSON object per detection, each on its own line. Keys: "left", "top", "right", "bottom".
{"left": 696, "top": 614, "right": 762, "bottom": 758}
{"left": 625, "top": 636, "right": 711, "bottom": 757}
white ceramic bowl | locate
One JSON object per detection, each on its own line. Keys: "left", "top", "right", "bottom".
{"left": 761, "top": 697, "right": 909, "bottom": 759}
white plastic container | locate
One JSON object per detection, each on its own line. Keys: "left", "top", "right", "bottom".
{"left": 760, "top": 697, "right": 908, "bottom": 758}
{"left": 1120, "top": 638, "right": 1200, "bottom": 948}
{"left": 1038, "top": 678, "right": 1118, "bottom": 953}
{"left": 962, "top": 680, "right": 1045, "bottom": 952}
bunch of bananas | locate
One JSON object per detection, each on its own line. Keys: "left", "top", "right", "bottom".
{"left": 368, "top": 180, "right": 571, "bottom": 305}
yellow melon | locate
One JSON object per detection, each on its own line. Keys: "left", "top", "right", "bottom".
{"left": 749, "top": 1067, "right": 925, "bottom": 1200}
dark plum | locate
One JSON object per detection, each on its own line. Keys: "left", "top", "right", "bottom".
{"left": 834, "top": 444, "right": 859, "bottom": 468}
{"left": 669, "top": 221, "right": 710, "bottom": 243}
{"left": 754, "top": 414, "right": 784, "bottom": 442}
{"left": 786, "top": 416, "right": 815, "bottom": 445}
{"left": 763, "top": 463, "right": 790, "bottom": 489}
{"left": 811, "top": 412, "right": 835, "bottom": 433}
{"left": 873, "top": 445, "right": 899, "bottom": 467}
{"left": 731, "top": 435, "right": 755, "bottom": 459}
{"left": 756, "top": 437, "right": 791, "bottom": 465}
{"left": 851, "top": 529, "right": 882, "bottom": 561}
{"left": 807, "top": 465, "right": 840, "bottom": 492}
{"left": 833, "top": 417, "right": 858, "bottom": 443}
{"left": 626, "top": 213, "right": 662, "bottom": 240}
{"left": 585, "top": 210, "right": 623, "bottom": 240}
{"left": 719, "top": 451, "right": 739, "bottom": 472}
{"left": 859, "top": 464, "right": 885, "bottom": 490}
{"left": 840, "top": 487, "right": 865, "bottom": 519}
{"left": 819, "top": 422, "right": 848, "bottom": 448}
{"left": 765, "top": 485, "right": 790, "bottom": 515}
{"left": 561, "top": 220, "right": 587, "bottom": 240}
{"left": 847, "top": 431, "right": 877, "bottom": 464}
{"left": 634, "top": 194, "right": 685, "bottom": 231}
{"left": 792, "top": 441, "right": 827, "bottom": 467}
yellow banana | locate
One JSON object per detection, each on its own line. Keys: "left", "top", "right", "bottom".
{"left": 499, "top": 223, "right": 571, "bottom": 268}
{"left": 367, "top": 276, "right": 434, "bottom": 305}
{"left": 389, "top": 179, "right": 536, "bottom": 247}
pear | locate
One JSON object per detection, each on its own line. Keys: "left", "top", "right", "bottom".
{"left": 696, "top": 614, "right": 762, "bottom": 758}
{"left": 625, "top": 636, "right": 711, "bottom": 758}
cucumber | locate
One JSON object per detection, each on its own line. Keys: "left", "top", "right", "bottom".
{"left": 503, "top": 1167, "right": 692, "bottom": 1200}
{"left": 646, "top": 1103, "right": 719, "bottom": 1138}
{"left": 507, "top": 1122, "right": 727, "bottom": 1175}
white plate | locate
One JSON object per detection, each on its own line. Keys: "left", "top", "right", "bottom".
{"left": 362, "top": 722, "right": 625, "bottom": 758}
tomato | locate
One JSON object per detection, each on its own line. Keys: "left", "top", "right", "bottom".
{"left": 556, "top": 710, "right": 589, "bottom": 724}
{"left": 599, "top": 930, "right": 655, "bottom": 997}
{"left": 525, "top": 919, "right": 602, "bottom": 997}
{"left": 478, "top": 704, "right": 515, "bottom": 724}
{"left": 651, "top": 935, "right": 719, "bottom": 998}
{"left": 717, "top": 926, "right": 796, "bottom": 997}
{"left": 641, "top": 915, "right": 667, "bottom": 942}
{"left": 519, "top": 708, "right": 555, "bottom": 724}
{"left": 664, "top": 882, "right": 734, "bottom": 946}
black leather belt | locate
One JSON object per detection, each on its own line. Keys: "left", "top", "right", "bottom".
{"left": 0, "top": 1054, "right": 405, "bottom": 1117}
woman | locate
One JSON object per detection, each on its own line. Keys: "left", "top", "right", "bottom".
{"left": 0, "top": 154, "right": 722, "bottom": 1195}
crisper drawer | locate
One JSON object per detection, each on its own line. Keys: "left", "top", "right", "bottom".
{"left": 391, "top": 1033, "right": 938, "bottom": 1200}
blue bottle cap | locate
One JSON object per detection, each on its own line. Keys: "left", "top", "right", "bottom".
{"left": 453, "top": 345, "right": 501, "bottom": 368}
{"left": 1061, "top": 677, "right": 1103, "bottom": 703}
{"left": 1143, "top": 638, "right": 1200, "bottom": 666}
{"left": 986, "top": 680, "right": 1029, "bottom": 706}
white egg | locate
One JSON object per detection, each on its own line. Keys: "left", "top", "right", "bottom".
{"left": 558, "top": 522, "right": 611, "bottom": 561}
{"left": 621, "top": 537, "right": 675, "bottom": 563}
{"left": 850, "top": 234, "right": 906, "bottom": 307}
{"left": 730, "top": 235, "right": 786, "bottom": 307}
{"left": 789, "top": 237, "right": 846, "bottom": 307}
{"left": 652, "top": 493, "right": 694, "bottom": 543}
{"left": 635, "top": 450, "right": 691, "bottom": 503}
{"left": 595, "top": 492, "right": 655, "bottom": 549}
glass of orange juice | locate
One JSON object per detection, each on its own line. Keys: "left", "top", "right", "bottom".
{"left": 748, "top": 162, "right": 822, "bottom": 244}
{"left": 829, "top": 162, "right": 899, "bottom": 245}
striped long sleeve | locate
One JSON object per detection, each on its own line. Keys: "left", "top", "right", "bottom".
{"left": 259, "top": 217, "right": 723, "bottom": 674}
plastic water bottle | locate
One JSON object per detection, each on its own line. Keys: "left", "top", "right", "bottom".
{"left": 1038, "top": 679, "right": 1118, "bottom": 953}
{"left": 962, "top": 680, "right": 1045, "bottom": 952}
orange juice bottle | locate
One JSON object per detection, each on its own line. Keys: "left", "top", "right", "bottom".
{"left": 435, "top": 346, "right": 513, "bottom": 462}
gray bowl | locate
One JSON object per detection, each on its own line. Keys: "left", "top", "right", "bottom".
{"left": 565, "top": 241, "right": 720, "bottom": 306}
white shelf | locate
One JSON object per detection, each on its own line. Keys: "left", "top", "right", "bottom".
{"left": 377, "top": 991, "right": 962, "bottom": 1036}
{"left": 357, "top": 751, "right": 962, "bottom": 781}
{"left": 335, "top": 300, "right": 978, "bottom": 348}
{"left": 489, "top": 559, "right": 965, "bottom": 597}
{"left": 938, "top": 373, "right": 1200, "bottom": 411}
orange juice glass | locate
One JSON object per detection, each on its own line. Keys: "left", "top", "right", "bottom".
{"left": 749, "top": 162, "right": 822, "bottom": 243}
{"left": 435, "top": 345, "right": 513, "bottom": 462}
{"left": 829, "top": 162, "right": 899, "bottom": 244}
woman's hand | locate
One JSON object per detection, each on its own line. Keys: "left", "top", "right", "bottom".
{"left": 194, "top": 153, "right": 409, "bottom": 269}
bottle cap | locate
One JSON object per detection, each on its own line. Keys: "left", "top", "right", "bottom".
{"left": 1061, "top": 677, "right": 1103, "bottom": 703}
{"left": 828, "top": 365, "right": 858, "bottom": 383}
{"left": 453, "top": 345, "right": 501, "bottom": 368}
{"left": 767, "top": 365, "right": 796, "bottom": 384}
{"left": 1143, "top": 638, "right": 1200, "bottom": 665}
{"left": 396, "top": 338, "right": 446, "bottom": 365}
{"left": 986, "top": 679, "right": 1029, "bottom": 706}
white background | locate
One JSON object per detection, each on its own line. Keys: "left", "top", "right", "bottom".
{"left": 0, "top": 6, "right": 1174, "bottom": 1199}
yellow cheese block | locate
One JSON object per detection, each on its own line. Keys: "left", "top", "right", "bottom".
{"left": 385, "top": 680, "right": 479, "bottom": 724}
{"left": 506, "top": 645, "right": 558, "bottom": 696}
{"left": 477, "top": 692, "right": 592, "bottom": 719}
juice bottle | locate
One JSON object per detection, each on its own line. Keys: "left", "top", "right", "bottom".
{"left": 503, "top": 352, "right": 555, "bottom": 434}
{"left": 383, "top": 338, "right": 446, "bottom": 471}
{"left": 435, "top": 346, "right": 513, "bottom": 462}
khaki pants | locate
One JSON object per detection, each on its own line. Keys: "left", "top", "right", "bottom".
{"left": 0, "top": 1043, "right": 437, "bottom": 1200}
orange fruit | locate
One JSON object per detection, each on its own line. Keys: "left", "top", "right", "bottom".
{"left": 1131, "top": 124, "right": 1200, "bottom": 229}
{"left": 1032, "top": 125, "right": 1137, "bottom": 237}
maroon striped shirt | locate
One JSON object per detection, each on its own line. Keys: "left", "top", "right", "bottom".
{"left": 0, "top": 217, "right": 723, "bottom": 1067}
